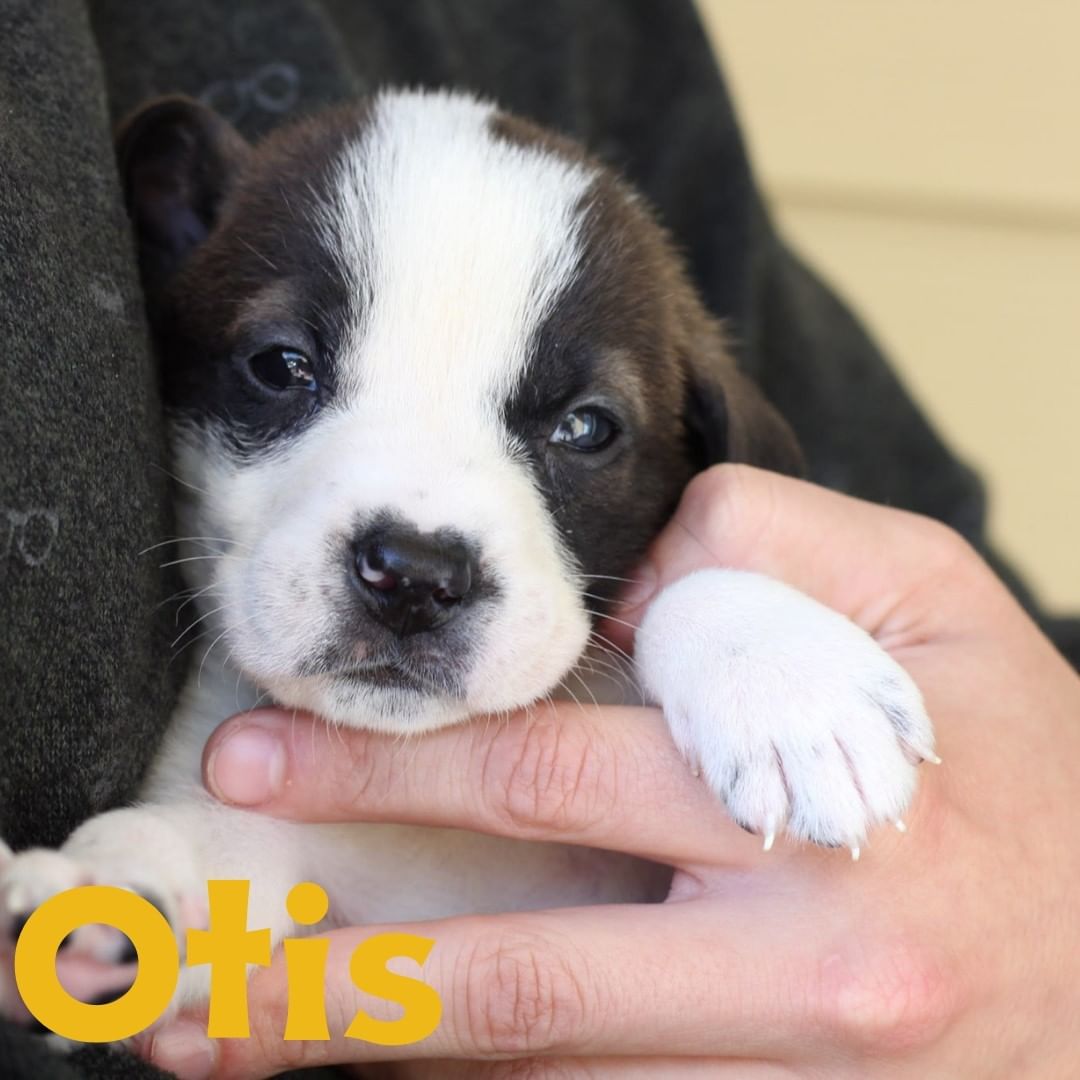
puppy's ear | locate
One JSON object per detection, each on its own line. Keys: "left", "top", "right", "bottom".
{"left": 116, "top": 96, "right": 250, "bottom": 292}
{"left": 682, "top": 317, "right": 805, "bottom": 477}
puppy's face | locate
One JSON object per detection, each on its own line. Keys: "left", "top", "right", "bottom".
{"left": 120, "top": 90, "right": 800, "bottom": 733}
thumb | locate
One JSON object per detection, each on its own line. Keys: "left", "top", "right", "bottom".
{"left": 607, "top": 464, "right": 992, "bottom": 652}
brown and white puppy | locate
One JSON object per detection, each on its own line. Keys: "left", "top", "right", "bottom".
{"left": 0, "top": 90, "right": 933, "bottom": 1018}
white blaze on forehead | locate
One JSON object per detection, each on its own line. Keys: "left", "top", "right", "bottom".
{"left": 320, "top": 90, "right": 595, "bottom": 416}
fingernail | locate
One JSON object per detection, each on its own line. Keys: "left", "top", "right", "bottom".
{"left": 619, "top": 560, "right": 658, "bottom": 611}
{"left": 206, "top": 722, "right": 286, "bottom": 806}
{"left": 150, "top": 1021, "right": 216, "bottom": 1080}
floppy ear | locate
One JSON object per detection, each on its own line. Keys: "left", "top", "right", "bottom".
{"left": 116, "top": 96, "right": 250, "bottom": 293}
{"left": 682, "top": 318, "right": 805, "bottom": 477}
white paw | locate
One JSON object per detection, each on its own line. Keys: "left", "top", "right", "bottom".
{"left": 0, "top": 811, "right": 207, "bottom": 1025}
{"left": 636, "top": 569, "right": 936, "bottom": 853}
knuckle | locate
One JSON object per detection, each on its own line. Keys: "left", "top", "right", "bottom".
{"left": 460, "top": 930, "right": 591, "bottom": 1057}
{"left": 901, "top": 516, "right": 996, "bottom": 611}
{"left": 688, "top": 461, "right": 757, "bottom": 500}
{"left": 905, "top": 516, "right": 976, "bottom": 571}
{"left": 485, "top": 718, "right": 616, "bottom": 837}
{"left": 683, "top": 463, "right": 780, "bottom": 558}
{"left": 684, "top": 463, "right": 743, "bottom": 525}
{"left": 817, "top": 941, "right": 961, "bottom": 1053}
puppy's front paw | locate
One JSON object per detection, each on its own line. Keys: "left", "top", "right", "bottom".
{"left": 636, "top": 569, "right": 936, "bottom": 854}
{"left": 0, "top": 810, "right": 207, "bottom": 1026}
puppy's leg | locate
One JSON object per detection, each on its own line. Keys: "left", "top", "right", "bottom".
{"left": 0, "top": 800, "right": 307, "bottom": 1017}
{"left": 0, "top": 837, "right": 34, "bottom": 1026}
{"left": 635, "top": 569, "right": 935, "bottom": 854}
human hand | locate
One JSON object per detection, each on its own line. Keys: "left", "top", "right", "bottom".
{"left": 148, "top": 466, "right": 1080, "bottom": 1078}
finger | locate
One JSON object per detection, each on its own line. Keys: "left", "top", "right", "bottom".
{"left": 153, "top": 902, "right": 833, "bottom": 1078}
{"left": 203, "top": 701, "right": 766, "bottom": 867}
{"left": 604, "top": 464, "right": 997, "bottom": 652}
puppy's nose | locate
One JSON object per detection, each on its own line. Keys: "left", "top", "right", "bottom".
{"left": 351, "top": 526, "right": 475, "bottom": 637}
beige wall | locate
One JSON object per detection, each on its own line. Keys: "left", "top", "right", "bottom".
{"left": 696, "top": 1, "right": 1080, "bottom": 612}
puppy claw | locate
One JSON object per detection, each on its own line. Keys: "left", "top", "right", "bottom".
{"left": 683, "top": 746, "right": 703, "bottom": 780}
{"left": 762, "top": 831, "right": 775, "bottom": 853}
{"left": 850, "top": 845, "right": 861, "bottom": 862}
{"left": 901, "top": 739, "right": 941, "bottom": 766}
{"left": 894, "top": 818, "right": 907, "bottom": 833}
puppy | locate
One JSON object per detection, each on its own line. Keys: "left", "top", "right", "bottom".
{"left": 0, "top": 89, "right": 933, "bottom": 1021}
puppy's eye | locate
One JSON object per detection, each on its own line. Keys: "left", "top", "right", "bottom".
{"left": 549, "top": 408, "right": 618, "bottom": 452}
{"left": 248, "top": 348, "right": 317, "bottom": 392}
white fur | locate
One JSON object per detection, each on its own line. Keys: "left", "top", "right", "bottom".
{"left": 637, "top": 569, "right": 934, "bottom": 849}
{"left": 324, "top": 90, "right": 591, "bottom": 407}
{"left": 0, "top": 90, "right": 933, "bottom": 1029}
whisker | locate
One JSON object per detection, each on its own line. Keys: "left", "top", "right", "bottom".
{"left": 167, "top": 624, "right": 219, "bottom": 670}
{"left": 250, "top": 687, "right": 274, "bottom": 710}
{"left": 159, "top": 553, "right": 250, "bottom": 569}
{"left": 149, "top": 462, "right": 210, "bottom": 498}
{"left": 586, "top": 648, "right": 639, "bottom": 688}
{"left": 397, "top": 727, "right": 427, "bottom": 780}
{"left": 555, "top": 675, "right": 587, "bottom": 717}
{"left": 580, "top": 590, "right": 624, "bottom": 606}
{"left": 585, "top": 645, "right": 646, "bottom": 705}
{"left": 197, "top": 613, "right": 259, "bottom": 688}
{"left": 235, "top": 665, "right": 246, "bottom": 711}
{"left": 152, "top": 585, "right": 203, "bottom": 613}
{"left": 237, "top": 235, "right": 279, "bottom": 272}
{"left": 170, "top": 601, "right": 238, "bottom": 649}
{"left": 572, "top": 659, "right": 610, "bottom": 690}
{"left": 140, "top": 535, "right": 252, "bottom": 557}
{"left": 332, "top": 716, "right": 349, "bottom": 756}
{"left": 582, "top": 608, "right": 653, "bottom": 638}
{"left": 579, "top": 649, "right": 645, "bottom": 705}
{"left": 587, "top": 629, "right": 637, "bottom": 667}
{"left": 568, "top": 667, "right": 599, "bottom": 709}
{"left": 572, "top": 573, "right": 644, "bottom": 586}
{"left": 175, "top": 582, "right": 221, "bottom": 624}
{"left": 579, "top": 647, "right": 632, "bottom": 685}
